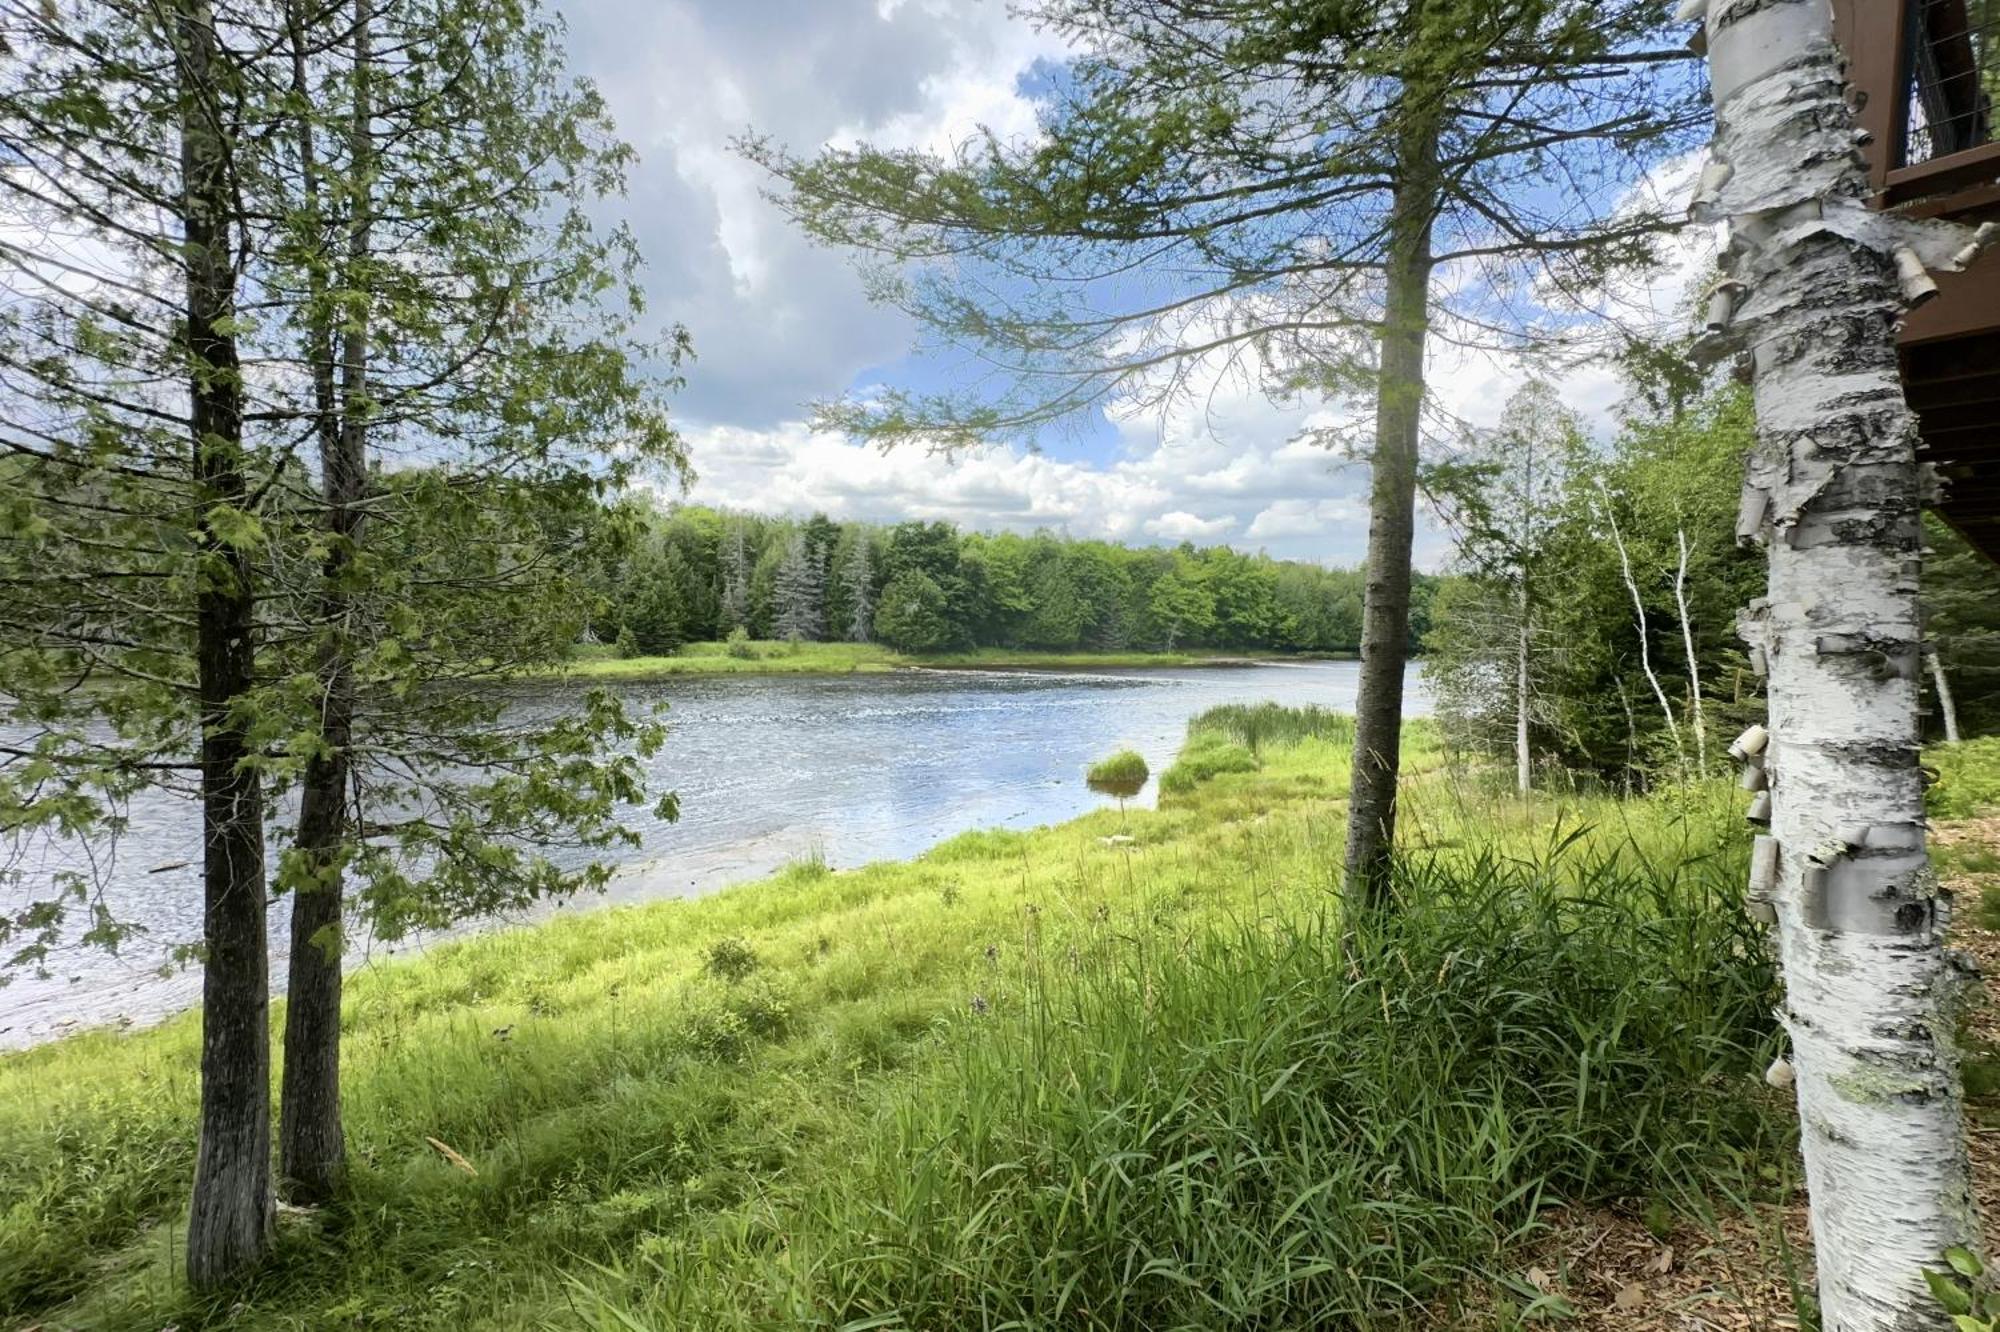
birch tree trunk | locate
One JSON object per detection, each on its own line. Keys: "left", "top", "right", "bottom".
{"left": 1698, "top": 1, "right": 1989, "bottom": 1324}
{"left": 1598, "top": 480, "right": 1685, "bottom": 770}
{"left": 1675, "top": 528, "right": 1709, "bottom": 772}
{"left": 1927, "top": 647, "right": 1963, "bottom": 746}
{"left": 1515, "top": 579, "right": 1532, "bottom": 794}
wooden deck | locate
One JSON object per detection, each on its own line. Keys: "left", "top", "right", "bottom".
{"left": 1834, "top": 0, "right": 2000, "bottom": 561}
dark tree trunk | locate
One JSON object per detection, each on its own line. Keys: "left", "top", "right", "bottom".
{"left": 179, "top": 0, "right": 274, "bottom": 1287}
{"left": 280, "top": 0, "right": 371, "bottom": 1203}
{"left": 1343, "top": 117, "right": 1438, "bottom": 910}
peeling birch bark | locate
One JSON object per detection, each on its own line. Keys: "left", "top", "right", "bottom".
{"left": 1697, "top": 0, "right": 1990, "bottom": 1325}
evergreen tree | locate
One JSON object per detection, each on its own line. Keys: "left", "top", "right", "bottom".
{"left": 774, "top": 531, "right": 825, "bottom": 642}
{"left": 0, "top": 0, "right": 685, "bottom": 1257}
{"left": 842, "top": 536, "right": 876, "bottom": 643}
{"left": 719, "top": 520, "right": 751, "bottom": 632}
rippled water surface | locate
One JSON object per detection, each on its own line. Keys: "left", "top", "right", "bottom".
{"left": 2, "top": 660, "right": 1428, "bottom": 1046}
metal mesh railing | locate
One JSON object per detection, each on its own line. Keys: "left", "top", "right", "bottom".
{"left": 1904, "top": 0, "right": 2000, "bottom": 164}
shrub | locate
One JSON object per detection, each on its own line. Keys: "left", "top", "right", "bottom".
{"left": 702, "top": 936, "right": 758, "bottom": 983}
{"left": 723, "top": 626, "right": 758, "bottom": 659}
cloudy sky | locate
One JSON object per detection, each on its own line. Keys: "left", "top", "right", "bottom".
{"left": 559, "top": 0, "right": 1706, "bottom": 568}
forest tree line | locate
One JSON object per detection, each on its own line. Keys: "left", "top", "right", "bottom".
{"left": 592, "top": 509, "right": 1439, "bottom": 657}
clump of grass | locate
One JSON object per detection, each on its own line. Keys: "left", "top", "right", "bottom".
{"left": 702, "top": 936, "right": 758, "bottom": 982}
{"left": 1185, "top": 700, "right": 1357, "bottom": 753}
{"left": 1084, "top": 749, "right": 1148, "bottom": 798}
{"left": 1159, "top": 732, "right": 1259, "bottom": 796}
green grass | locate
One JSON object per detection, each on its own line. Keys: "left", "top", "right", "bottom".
{"left": 1929, "top": 736, "right": 2000, "bottom": 820}
{"left": 1159, "top": 703, "right": 1362, "bottom": 796}
{"left": 0, "top": 715, "right": 1811, "bottom": 1330}
{"left": 558, "top": 641, "right": 1348, "bottom": 681}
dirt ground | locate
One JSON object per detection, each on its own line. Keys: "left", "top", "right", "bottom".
{"left": 1456, "top": 816, "right": 2000, "bottom": 1332}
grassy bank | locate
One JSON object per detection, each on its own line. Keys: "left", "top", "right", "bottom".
{"left": 561, "top": 640, "right": 1347, "bottom": 680}
{"left": 3, "top": 712, "right": 1800, "bottom": 1329}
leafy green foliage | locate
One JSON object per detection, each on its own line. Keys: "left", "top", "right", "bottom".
{"left": 702, "top": 937, "right": 759, "bottom": 983}
{"left": 1924, "top": 1245, "right": 1994, "bottom": 1331}
{"left": 1926, "top": 515, "right": 2000, "bottom": 738}
{"left": 0, "top": 0, "right": 689, "bottom": 975}
{"left": 872, "top": 570, "right": 954, "bottom": 653}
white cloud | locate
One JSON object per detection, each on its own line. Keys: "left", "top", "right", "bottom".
{"left": 578, "top": 4, "right": 1719, "bottom": 572}
{"left": 1245, "top": 498, "right": 1365, "bottom": 541}
{"left": 1144, "top": 511, "right": 1237, "bottom": 542}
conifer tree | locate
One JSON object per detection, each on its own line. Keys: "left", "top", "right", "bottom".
{"left": 774, "top": 531, "right": 825, "bottom": 642}
{"left": 842, "top": 536, "right": 876, "bottom": 643}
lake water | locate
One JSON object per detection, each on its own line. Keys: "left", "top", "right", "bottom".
{"left": 0, "top": 660, "right": 1428, "bottom": 1047}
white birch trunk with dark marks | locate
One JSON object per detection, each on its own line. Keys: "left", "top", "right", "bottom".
{"left": 1698, "top": 0, "right": 1989, "bottom": 1325}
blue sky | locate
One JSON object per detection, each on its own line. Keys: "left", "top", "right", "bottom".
{"left": 558, "top": 0, "right": 1707, "bottom": 568}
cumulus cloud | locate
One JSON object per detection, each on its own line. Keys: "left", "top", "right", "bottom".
{"left": 573, "top": 2, "right": 1716, "bottom": 570}
{"left": 561, "top": 0, "right": 1066, "bottom": 429}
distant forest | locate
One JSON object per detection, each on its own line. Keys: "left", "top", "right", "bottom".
{"left": 590, "top": 505, "right": 1435, "bottom": 656}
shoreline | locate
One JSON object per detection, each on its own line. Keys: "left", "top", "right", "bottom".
{"left": 558, "top": 642, "right": 1359, "bottom": 682}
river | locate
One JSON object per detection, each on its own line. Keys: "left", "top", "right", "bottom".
{"left": 0, "top": 660, "right": 1429, "bottom": 1047}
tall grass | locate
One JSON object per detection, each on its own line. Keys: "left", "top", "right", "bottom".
{"left": 585, "top": 843, "right": 1781, "bottom": 1329}
{"left": 1184, "top": 700, "right": 1358, "bottom": 753}
{"left": 0, "top": 712, "right": 1791, "bottom": 1330}
{"left": 1159, "top": 702, "right": 1379, "bottom": 797}
{"left": 1929, "top": 736, "right": 2000, "bottom": 820}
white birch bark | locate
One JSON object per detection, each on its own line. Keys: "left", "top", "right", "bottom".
{"left": 1597, "top": 479, "right": 1685, "bottom": 768}
{"left": 1697, "top": 1, "right": 1992, "bottom": 1325}
{"left": 1675, "top": 527, "right": 1709, "bottom": 772}
{"left": 1926, "top": 647, "right": 1962, "bottom": 746}
{"left": 1516, "top": 580, "right": 1532, "bottom": 794}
